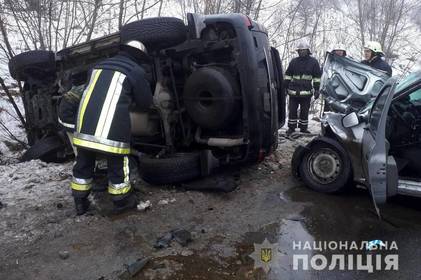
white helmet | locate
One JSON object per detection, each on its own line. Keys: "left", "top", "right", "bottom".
{"left": 364, "top": 41, "right": 383, "bottom": 54}
{"left": 332, "top": 43, "right": 346, "bottom": 52}
{"left": 295, "top": 39, "right": 310, "bottom": 51}
{"left": 123, "top": 40, "right": 147, "bottom": 54}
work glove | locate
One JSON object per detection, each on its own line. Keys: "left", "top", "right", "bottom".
{"left": 314, "top": 90, "right": 320, "bottom": 100}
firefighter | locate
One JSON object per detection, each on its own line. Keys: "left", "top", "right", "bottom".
{"left": 58, "top": 72, "right": 87, "bottom": 155}
{"left": 332, "top": 44, "right": 347, "bottom": 57}
{"left": 362, "top": 41, "right": 392, "bottom": 76}
{"left": 71, "top": 40, "right": 153, "bottom": 215}
{"left": 285, "top": 40, "right": 322, "bottom": 135}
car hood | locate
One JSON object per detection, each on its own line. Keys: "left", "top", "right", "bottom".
{"left": 321, "top": 52, "right": 390, "bottom": 112}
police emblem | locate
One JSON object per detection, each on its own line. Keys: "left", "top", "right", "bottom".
{"left": 249, "top": 238, "right": 280, "bottom": 273}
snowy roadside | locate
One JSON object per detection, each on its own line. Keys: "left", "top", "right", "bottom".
{"left": 0, "top": 94, "right": 27, "bottom": 163}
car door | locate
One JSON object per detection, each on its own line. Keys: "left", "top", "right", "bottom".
{"left": 321, "top": 52, "right": 390, "bottom": 111}
{"left": 361, "top": 77, "right": 398, "bottom": 215}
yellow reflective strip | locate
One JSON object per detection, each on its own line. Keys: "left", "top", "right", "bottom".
{"left": 108, "top": 184, "right": 131, "bottom": 195}
{"left": 78, "top": 69, "right": 102, "bottom": 132}
{"left": 284, "top": 75, "right": 292, "bottom": 80}
{"left": 302, "top": 75, "right": 313, "bottom": 80}
{"left": 73, "top": 138, "right": 130, "bottom": 154}
{"left": 313, "top": 78, "right": 321, "bottom": 82}
{"left": 292, "top": 75, "right": 301, "bottom": 79}
{"left": 71, "top": 181, "right": 92, "bottom": 191}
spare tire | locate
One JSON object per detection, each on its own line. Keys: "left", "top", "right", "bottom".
{"left": 120, "top": 17, "right": 187, "bottom": 50}
{"left": 183, "top": 67, "right": 241, "bottom": 130}
{"left": 138, "top": 153, "right": 201, "bottom": 185}
{"left": 9, "top": 50, "right": 56, "bottom": 81}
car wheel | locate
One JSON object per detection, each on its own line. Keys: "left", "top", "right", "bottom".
{"left": 183, "top": 67, "right": 240, "bottom": 130}
{"left": 9, "top": 50, "right": 56, "bottom": 81}
{"left": 138, "top": 152, "right": 201, "bottom": 185}
{"left": 20, "top": 135, "right": 65, "bottom": 163}
{"left": 120, "top": 17, "right": 187, "bottom": 50}
{"left": 299, "top": 142, "right": 351, "bottom": 193}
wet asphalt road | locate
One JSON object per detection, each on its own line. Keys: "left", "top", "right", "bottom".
{"left": 1, "top": 144, "right": 421, "bottom": 279}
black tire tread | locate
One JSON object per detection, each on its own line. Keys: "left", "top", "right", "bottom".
{"left": 139, "top": 153, "right": 201, "bottom": 185}
{"left": 120, "top": 17, "right": 187, "bottom": 50}
{"left": 9, "top": 50, "right": 55, "bottom": 81}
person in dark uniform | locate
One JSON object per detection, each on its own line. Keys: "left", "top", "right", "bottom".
{"left": 58, "top": 72, "right": 87, "bottom": 155}
{"left": 362, "top": 41, "right": 392, "bottom": 76}
{"left": 284, "top": 39, "right": 322, "bottom": 135}
{"left": 71, "top": 40, "right": 153, "bottom": 215}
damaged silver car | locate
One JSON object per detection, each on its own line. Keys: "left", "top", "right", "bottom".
{"left": 292, "top": 52, "right": 421, "bottom": 211}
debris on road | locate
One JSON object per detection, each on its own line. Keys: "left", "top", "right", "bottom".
{"left": 58, "top": 250, "right": 69, "bottom": 260}
{"left": 154, "top": 232, "right": 173, "bottom": 249}
{"left": 137, "top": 200, "right": 151, "bottom": 212}
{"left": 154, "top": 229, "right": 193, "bottom": 249}
{"left": 157, "top": 198, "right": 176, "bottom": 206}
{"left": 172, "top": 229, "right": 192, "bottom": 247}
{"left": 126, "top": 257, "right": 150, "bottom": 277}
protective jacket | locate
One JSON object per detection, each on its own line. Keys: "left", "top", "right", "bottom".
{"left": 73, "top": 52, "right": 153, "bottom": 155}
{"left": 58, "top": 85, "right": 85, "bottom": 132}
{"left": 284, "top": 55, "right": 321, "bottom": 97}
{"left": 362, "top": 56, "right": 392, "bottom": 76}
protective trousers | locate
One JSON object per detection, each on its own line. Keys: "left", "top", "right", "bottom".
{"left": 71, "top": 149, "right": 131, "bottom": 201}
{"left": 288, "top": 96, "right": 311, "bottom": 130}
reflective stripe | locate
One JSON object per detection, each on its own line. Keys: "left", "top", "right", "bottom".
{"left": 95, "top": 72, "right": 121, "bottom": 137}
{"left": 101, "top": 74, "right": 126, "bottom": 138}
{"left": 77, "top": 69, "right": 102, "bottom": 132}
{"left": 287, "top": 89, "right": 312, "bottom": 96}
{"left": 292, "top": 75, "right": 301, "bottom": 79}
{"left": 73, "top": 137, "right": 130, "bottom": 154}
{"left": 301, "top": 75, "right": 313, "bottom": 80}
{"left": 71, "top": 181, "right": 92, "bottom": 191}
{"left": 313, "top": 78, "right": 321, "bottom": 83}
{"left": 284, "top": 75, "right": 292, "bottom": 80}
{"left": 58, "top": 117, "right": 75, "bottom": 129}
{"left": 73, "top": 177, "right": 93, "bottom": 184}
{"left": 299, "top": 91, "right": 312, "bottom": 95}
{"left": 108, "top": 183, "right": 131, "bottom": 195}
{"left": 74, "top": 132, "right": 129, "bottom": 149}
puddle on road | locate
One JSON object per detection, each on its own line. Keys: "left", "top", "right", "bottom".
{"left": 133, "top": 181, "right": 421, "bottom": 279}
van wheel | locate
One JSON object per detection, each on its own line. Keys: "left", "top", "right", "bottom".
{"left": 299, "top": 142, "right": 351, "bottom": 193}
{"left": 120, "top": 17, "right": 187, "bottom": 50}
{"left": 138, "top": 152, "right": 201, "bottom": 185}
{"left": 9, "top": 50, "right": 56, "bottom": 81}
{"left": 20, "top": 136, "right": 65, "bottom": 163}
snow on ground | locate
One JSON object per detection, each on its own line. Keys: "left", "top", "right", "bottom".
{"left": 0, "top": 94, "right": 27, "bottom": 162}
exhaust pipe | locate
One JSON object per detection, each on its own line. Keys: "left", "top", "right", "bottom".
{"left": 195, "top": 128, "right": 245, "bottom": 147}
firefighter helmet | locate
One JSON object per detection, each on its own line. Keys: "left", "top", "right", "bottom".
{"left": 295, "top": 39, "right": 310, "bottom": 51}
{"left": 364, "top": 41, "right": 383, "bottom": 54}
{"left": 123, "top": 40, "right": 148, "bottom": 54}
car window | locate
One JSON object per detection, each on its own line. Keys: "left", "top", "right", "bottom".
{"left": 409, "top": 88, "right": 421, "bottom": 103}
{"left": 369, "top": 85, "right": 391, "bottom": 135}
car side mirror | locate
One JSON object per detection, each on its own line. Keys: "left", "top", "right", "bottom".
{"left": 342, "top": 112, "right": 359, "bottom": 128}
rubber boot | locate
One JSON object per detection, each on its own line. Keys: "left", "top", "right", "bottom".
{"left": 286, "top": 128, "right": 295, "bottom": 136}
{"left": 74, "top": 197, "right": 90, "bottom": 215}
{"left": 112, "top": 193, "right": 137, "bottom": 214}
